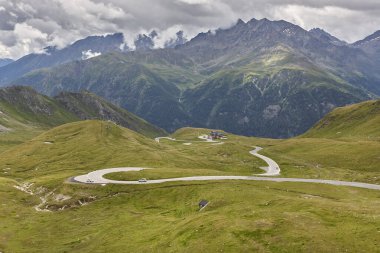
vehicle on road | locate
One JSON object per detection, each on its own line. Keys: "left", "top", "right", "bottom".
{"left": 138, "top": 178, "right": 147, "bottom": 183}
{"left": 86, "top": 179, "right": 94, "bottom": 183}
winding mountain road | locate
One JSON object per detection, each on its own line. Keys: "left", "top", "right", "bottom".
{"left": 155, "top": 137, "right": 176, "bottom": 143}
{"left": 73, "top": 136, "right": 380, "bottom": 191}
{"left": 73, "top": 168, "right": 380, "bottom": 190}
{"left": 250, "top": 147, "right": 280, "bottom": 176}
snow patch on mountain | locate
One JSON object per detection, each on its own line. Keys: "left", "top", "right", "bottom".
{"left": 81, "top": 50, "right": 102, "bottom": 60}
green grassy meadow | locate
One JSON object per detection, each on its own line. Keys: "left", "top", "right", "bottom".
{"left": 0, "top": 118, "right": 379, "bottom": 252}
{"left": 1, "top": 177, "right": 379, "bottom": 252}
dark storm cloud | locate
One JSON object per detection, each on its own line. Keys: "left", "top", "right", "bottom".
{"left": 0, "top": 0, "right": 379, "bottom": 59}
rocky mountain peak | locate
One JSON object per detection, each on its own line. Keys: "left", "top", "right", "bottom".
{"left": 165, "top": 30, "right": 188, "bottom": 48}
{"left": 309, "top": 28, "right": 347, "bottom": 46}
{"left": 354, "top": 30, "right": 380, "bottom": 46}
{"left": 236, "top": 18, "right": 246, "bottom": 26}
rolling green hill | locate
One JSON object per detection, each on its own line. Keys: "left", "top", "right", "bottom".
{"left": 0, "top": 120, "right": 262, "bottom": 184}
{"left": 302, "top": 99, "right": 380, "bottom": 139}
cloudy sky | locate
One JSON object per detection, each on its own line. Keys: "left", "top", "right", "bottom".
{"left": 0, "top": 0, "right": 379, "bottom": 59}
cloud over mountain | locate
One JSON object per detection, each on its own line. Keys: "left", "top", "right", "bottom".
{"left": 0, "top": 0, "right": 379, "bottom": 59}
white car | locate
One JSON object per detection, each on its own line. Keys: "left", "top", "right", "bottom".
{"left": 86, "top": 179, "right": 94, "bottom": 183}
{"left": 138, "top": 178, "right": 147, "bottom": 183}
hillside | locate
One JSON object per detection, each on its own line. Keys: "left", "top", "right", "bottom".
{"left": 0, "top": 121, "right": 262, "bottom": 182}
{"left": 54, "top": 91, "right": 166, "bottom": 138}
{"left": 182, "top": 45, "right": 369, "bottom": 137}
{"left": 302, "top": 100, "right": 380, "bottom": 139}
{"left": 0, "top": 121, "right": 164, "bottom": 181}
{"left": 13, "top": 53, "right": 196, "bottom": 132}
{"left": 0, "top": 86, "right": 165, "bottom": 152}
{"left": 0, "top": 86, "right": 78, "bottom": 152}
{"left": 0, "top": 86, "right": 77, "bottom": 128}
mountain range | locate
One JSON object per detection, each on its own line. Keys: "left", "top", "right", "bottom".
{"left": 1, "top": 18, "right": 379, "bottom": 138}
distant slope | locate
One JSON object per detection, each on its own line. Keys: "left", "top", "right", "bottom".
{"left": 12, "top": 52, "right": 197, "bottom": 132}
{"left": 302, "top": 100, "right": 380, "bottom": 139}
{"left": 54, "top": 91, "right": 166, "bottom": 137}
{"left": 0, "top": 58, "right": 14, "bottom": 67}
{"left": 0, "top": 87, "right": 165, "bottom": 152}
{"left": 0, "top": 86, "right": 77, "bottom": 128}
{"left": 183, "top": 45, "right": 370, "bottom": 138}
{"left": 0, "top": 86, "right": 78, "bottom": 153}
{"left": 352, "top": 30, "right": 380, "bottom": 66}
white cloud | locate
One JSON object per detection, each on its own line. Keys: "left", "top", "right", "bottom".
{"left": 269, "top": 5, "right": 378, "bottom": 42}
{"left": 0, "top": 0, "right": 379, "bottom": 59}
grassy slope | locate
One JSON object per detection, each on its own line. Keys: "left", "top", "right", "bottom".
{"left": 172, "top": 127, "right": 380, "bottom": 184}
{"left": 259, "top": 138, "right": 380, "bottom": 184}
{"left": 1, "top": 176, "right": 379, "bottom": 253}
{"left": 256, "top": 100, "right": 380, "bottom": 184}
{"left": 302, "top": 99, "right": 380, "bottom": 140}
{"left": 0, "top": 86, "right": 79, "bottom": 153}
{"left": 54, "top": 91, "right": 167, "bottom": 138}
{"left": 0, "top": 87, "right": 166, "bottom": 154}
{"left": 0, "top": 118, "right": 379, "bottom": 252}
{"left": 0, "top": 86, "right": 78, "bottom": 127}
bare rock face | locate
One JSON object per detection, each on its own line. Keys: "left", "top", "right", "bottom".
{"left": 263, "top": 105, "right": 281, "bottom": 120}
{"left": 353, "top": 30, "right": 380, "bottom": 66}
